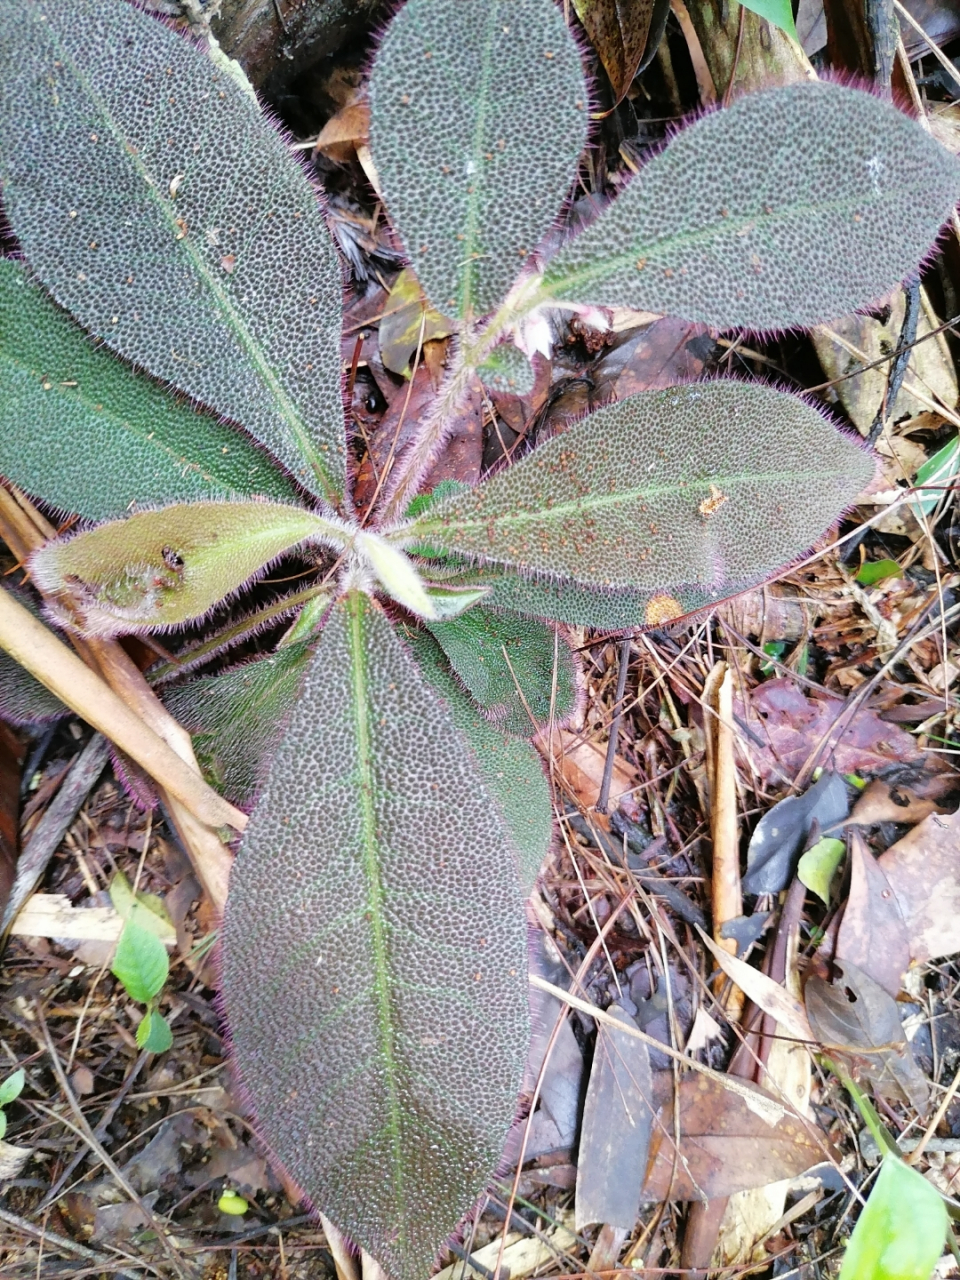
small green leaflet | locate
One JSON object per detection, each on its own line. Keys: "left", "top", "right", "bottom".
{"left": 739, "top": 0, "right": 797, "bottom": 40}
{"left": 0, "top": 1069, "right": 25, "bottom": 1108}
{"left": 838, "top": 1154, "right": 947, "bottom": 1280}
{"left": 136, "top": 1010, "right": 174, "bottom": 1053}
{"left": 910, "top": 436, "right": 959, "bottom": 520}
{"left": 797, "top": 837, "right": 846, "bottom": 904}
{"left": 112, "top": 921, "right": 169, "bottom": 1005}
{"left": 856, "top": 559, "right": 901, "bottom": 586}
{"left": 109, "top": 871, "right": 176, "bottom": 942}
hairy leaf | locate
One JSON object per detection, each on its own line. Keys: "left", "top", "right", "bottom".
{"left": 838, "top": 1155, "right": 947, "bottom": 1280}
{"left": 402, "top": 625, "right": 553, "bottom": 894}
{"left": 0, "top": 0, "right": 346, "bottom": 502}
{"left": 31, "top": 502, "right": 343, "bottom": 636}
{"left": 164, "top": 642, "right": 313, "bottom": 804}
{"left": 427, "top": 607, "right": 578, "bottom": 736}
{"left": 356, "top": 531, "right": 439, "bottom": 620}
{"left": 0, "top": 587, "right": 68, "bottom": 726}
{"left": 440, "top": 563, "right": 755, "bottom": 630}
{"left": 477, "top": 343, "right": 535, "bottom": 395}
{"left": 368, "top": 0, "right": 587, "bottom": 320}
{"left": 0, "top": 261, "right": 296, "bottom": 518}
{"left": 221, "top": 593, "right": 529, "bottom": 1280}
{"left": 404, "top": 381, "right": 874, "bottom": 591}
{"left": 540, "top": 83, "right": 960, "bottom": 329}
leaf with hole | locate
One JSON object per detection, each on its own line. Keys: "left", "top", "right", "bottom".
{"left": 0, "top": 0, "right": 346, "bottom": 502}
{"left": 221, "top": 593, "right": 529, "bottom": 1280}
{"left": 403, "top": 382, "right": 874, "bottom": 592}
{"left": 539, "top": 83, "right": 960, "bottom": 330}
{"left": 0, "top": 261, "right": 297, "bottom": 520}
{"left": 838, "top": 1154, "right": 947, "bottom": 1280}
{"left": 112, "top": 920, "right": 169, "bottom": 1005}
{"left": 30, "top": 502, "right": 344, "bottom": 636}
{"left": 164, "top": 642, "right": 314, "bottom": 805}
{"left": 427, "top": 607, "right": 578, "bottom": 736}
{"left": 368, "top": 0, "right": 587, "bottom": 320}
{"left": 805, "top": 959, "right": 928, "bottom": 1111}
{"left": 401, "top": 625, "right": 552, "bottom": 894}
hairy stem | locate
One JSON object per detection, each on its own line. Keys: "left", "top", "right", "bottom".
{"left": 376, "top": 276, "right": 543, "bottom": 526}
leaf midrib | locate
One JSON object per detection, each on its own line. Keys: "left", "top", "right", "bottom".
{"left": 542, "top": 186, "right": 911, "bottom": 298}
{"left": 420, "top": 464, "right": 856, "bottom": 536}
{"left": 458, "top": 4, "right": 499, "bottom": 321}
{"left": 38, "top": 12, "right": 341, "bottom": 506}
{"left": 348, "top": 593, "right": 407, "bottom": 1247}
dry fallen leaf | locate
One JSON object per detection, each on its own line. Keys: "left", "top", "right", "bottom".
{"left": 642, "top": 1072, "right": 829, "bottom": 1202}
{"left": 535, "top": 728, "right": 639, "bottom": 817}
{"left": 836, "top": 832, "right": 910, "bottom": 999}
{"left": 878, "top": 807, "right": 960, "bottom": 963}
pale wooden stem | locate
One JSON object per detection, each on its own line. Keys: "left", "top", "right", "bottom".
{"left": 706, "top": 662, "right": 743, "bottom": 1018}
{"left": 0, "top": 587, "right": 246, "bottom": 838}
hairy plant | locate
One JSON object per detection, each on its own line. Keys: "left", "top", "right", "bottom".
{"left": 0, "top": 1, "right": 957, "bottom": 1277}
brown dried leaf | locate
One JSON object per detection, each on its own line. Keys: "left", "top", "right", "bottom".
{"left": 850, "top": 778, "right": 951, "bottom": 826}
{"left": 576, "top": 1005, "right": 653, "bottom": 1230}
{"left": 878, "top": 807, "right": 960, "bottom": 963}
{"left": 805, "top": 959, "right": 928, "bottom": 1111}
{"left": 572, "top": 0, "right": 658, "bottom": 102}
{"left": 642, "top": 1073, "right": 829, "bottom": 1202}
{"left": 534, "top": 728, "right": 639, "bottom": 817}
{"left": 314, "top": 98, "right": 370, "bottom": 164}
{"left": 736, "top": 679, "right": 921, "bottom": 784}
{"left": 836, "top": 832, "right": 910, "bottom": 999}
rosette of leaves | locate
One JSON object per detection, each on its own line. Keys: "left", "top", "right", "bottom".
{"left": 0, "top": 1, "right": 957, "bottom": 1276}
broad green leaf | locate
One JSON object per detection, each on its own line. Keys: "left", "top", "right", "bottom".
{"left": 740, "top": 0, "right": 797, "bottom": 39}
{"left": 540, "top": 83, "right": 960, "bottom": 329}
{"left": 856, "top": 558, "right": 902, "bottom": 586}
{"left": 0, "top": 0, "right": 346, "bottom": 502}
{"left": 164, "top": 642, "right": 313, "bottom": 805}
{"left": 136, "top": 1009, "right": 173, "bottom": 1054}
{"left": 368, "top": 0, "right": 587, "bottom": 320}
{"left": 221, "top": 593, "right": 529, "bottom": 1280}
{"left": 838, "top": 1155, "right": 947, "bottom": 1280}
{"left": 797, "top": 837, "right": 846, "bottom": 904}
{"left": 403, "top": 382, "right": 875, "bottom": 592}
{"left": 379, "top": 268, "right": 454, "bottom": 377}
{"left": 0, "top": 261, "right": 297, "bottom": 519}
{"left": 477, "top": 342, "right": 535, "bottom": 396}
{"left": 109, "top": 871, "right": 176, "bottom": 942}
{"left": 910, "top": 435, "right": 959, "bottom": 520}
{"left": 427, "top": 607, "right": 578, "bottom": 736}
{"left": 112, "top": 920, "right": 169, "bottom": 1004}
{"left": 31, "top": 502, "right": 344, "bottom": 636}
{"left": 0, "top": 1069, "right": 25, "bottom": 1108}
{"left": 402, "top": 626, "right": 552, "bottom": 895}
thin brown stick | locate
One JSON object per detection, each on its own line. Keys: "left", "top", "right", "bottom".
{"left": 705, "top": 664, "right": 743, "bottom": 1018}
